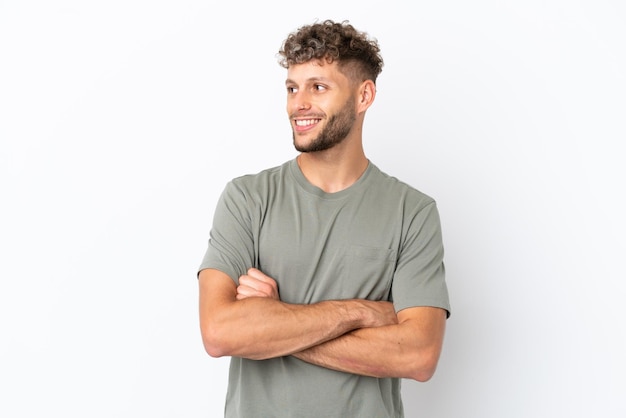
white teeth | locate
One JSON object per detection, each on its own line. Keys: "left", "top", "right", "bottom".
{"left": 295, "top": 119, "right": 318, "bottom": 126}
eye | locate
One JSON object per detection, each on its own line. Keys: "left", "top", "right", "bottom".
{"left": 286, "top": 86, "right": 298, "bottom": 94}
{"left": 313, "top": 84, "right": 327, "bottom": 92}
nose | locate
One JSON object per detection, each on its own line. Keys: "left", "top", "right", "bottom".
{"left": 290, "top": 91, "right": 311, "bottom": 113}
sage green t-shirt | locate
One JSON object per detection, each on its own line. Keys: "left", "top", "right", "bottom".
{"left": 199, "top": 158, "right": 450, "bottom": 418}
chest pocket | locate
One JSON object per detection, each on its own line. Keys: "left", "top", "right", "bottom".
{"left": 345, "top": 245, "right": 397, "bottom": 301}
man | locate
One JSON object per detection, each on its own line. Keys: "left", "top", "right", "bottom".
{"left": 198, "top": 20, "right": 450, "bottom": 417}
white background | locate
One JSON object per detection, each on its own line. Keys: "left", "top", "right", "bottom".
{"left": 1, "top": 1, "right": 624, "bottom": 417}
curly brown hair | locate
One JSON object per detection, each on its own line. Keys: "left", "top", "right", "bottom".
{"left": 278, "top": 20, "right": 383, "bottom": 84}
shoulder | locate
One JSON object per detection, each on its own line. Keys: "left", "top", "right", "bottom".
{"left": 219, "top": 160, "right": 296, "bottom": 211}
{"left": 226, "top": 160, "right": 291, "bottom": 195}
{"left": 367, "top": 162, "right": 436, "bottom": 212}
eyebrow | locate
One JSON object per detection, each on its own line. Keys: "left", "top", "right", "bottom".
{"left": 285, "top": 76, "right": 333, "bottom": 86}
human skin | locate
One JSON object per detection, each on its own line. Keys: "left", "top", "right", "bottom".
{"left": 234, "top": 268, "right": 447, "bottom": 382}
{"left": 198, "top": 59, "right": 447, "bottom": 381}
{"left": 199, "top": 268, "right": 399, "bottom": 360}
{"left": 286, "top": 59, "right": 371, "bottom": 193}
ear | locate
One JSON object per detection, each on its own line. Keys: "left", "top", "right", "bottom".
{"left": 356, "top": 80, "right": 376, "bottom": 113}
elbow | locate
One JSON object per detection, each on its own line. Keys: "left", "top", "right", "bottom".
{"left": 201, "top": 314, "right": 267, "bottom": 360}
{"left": 203, "top": 340, "right": 226, "bottom": 359}
{"left": 406, "top": 348, "right": 441, "bottom": 382}
{"left": 412, "top": 366, "right": 437, "bottom": 383}
{"left": 201, "top": 322, "right": 231, "bottom": 358}
{"left": 202, "top": 326, "right": 267, "bottom": 360}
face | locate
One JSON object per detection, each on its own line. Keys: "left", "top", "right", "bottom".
{"left": 285, "top": 61, "right": 358, "bottom": 153}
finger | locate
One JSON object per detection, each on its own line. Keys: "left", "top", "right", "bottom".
{"left": 247, "top": 268, "right": 276, "bottom": 285}
{"left": 239, "top": 270, "right": 280, "bottom": 300}
{"left": 236, "top": 286, "right": 258, "bottom": 300}
{"left": 239, "top": 275, "right": 268, "bottom": 291}
{"left": 238, "top": 277, "right": 275, "bottom": 298}
{"left": 236, "top": 284, "right": 259, "bottom": 299}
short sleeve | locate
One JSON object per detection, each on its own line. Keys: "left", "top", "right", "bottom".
{"left": 391, "top": 201, "right": 451, "bottom": 317}
{"left": 197, "top": 181, "right": 256, "bottom": 285}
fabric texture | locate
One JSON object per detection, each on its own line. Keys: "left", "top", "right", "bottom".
{"left": 199, "top": 158, "right": 450, "bottom": 418}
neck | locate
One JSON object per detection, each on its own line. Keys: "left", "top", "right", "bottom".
{"left": 296, "top": 145, "right": 368, "bottom": 194}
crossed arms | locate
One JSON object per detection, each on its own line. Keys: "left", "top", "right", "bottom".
{"left": 198, "top": 267, "right": 447, "bottom": 382}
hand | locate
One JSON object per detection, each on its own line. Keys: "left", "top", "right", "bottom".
{"left": 236, "top": 268, "right": 280, "bottom": 300}
{"left": 360, "top": 300, "right": 398, "bottom": 328}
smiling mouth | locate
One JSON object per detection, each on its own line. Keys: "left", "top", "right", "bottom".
{"left": 295, "top": 119, "right": 321, "bottom": 127}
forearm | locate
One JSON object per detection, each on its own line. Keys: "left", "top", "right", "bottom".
{"left": 292, "top": 307, "right": 447, "bottom": 381}
{"left": 205, "top": 296, "right": 368, "bottom": 360}
{"left": 199, "top": 269, "right": 394, "bottom": 360}
{"left": 292, "top": 325, "right": 419, "bottom": 379}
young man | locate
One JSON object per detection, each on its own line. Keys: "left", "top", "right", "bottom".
{"left": 198, "top": 20, "right": 450, "bottom": 418}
